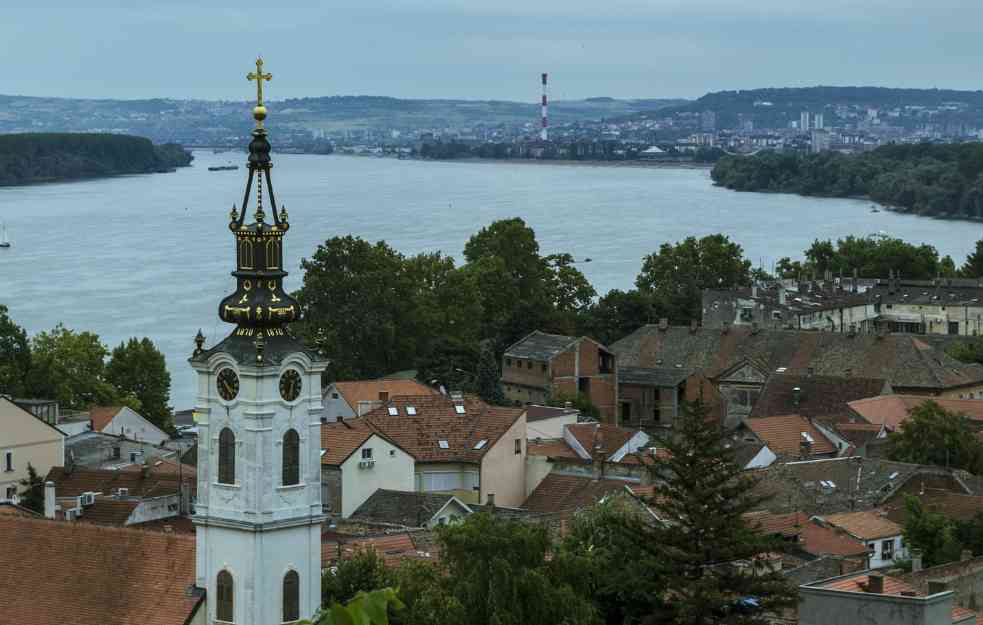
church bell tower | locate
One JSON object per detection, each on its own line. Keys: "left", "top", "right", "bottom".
{"left": 190, "top": 58, "right": 327, "bottom": 625}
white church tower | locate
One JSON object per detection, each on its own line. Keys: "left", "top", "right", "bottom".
{"left": 190, "top": 58, "right": 327, "bottom": 625}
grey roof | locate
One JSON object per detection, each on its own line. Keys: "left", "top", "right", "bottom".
{"left": 350, "top": 489, "right": 462, "bottom": 528}
{"left": 730, "top": 440, "right": 768, "bottom": 469}
{"left": 619, "top": 366, "right": 691, "bottom": 388}
{"left": 610, "top": 325, "right": 983, "bottom": 391}
{"left": 751, "top": 457, "right": 968, "bottom": 517}
{"left": 525, "top": 405, "right": 579, "bottom": 423}
{"left": 504, "top": 331, "right": 580, "bottom": 360}
{"left": 468, "top": 504, "right": 532, "bottom": 519}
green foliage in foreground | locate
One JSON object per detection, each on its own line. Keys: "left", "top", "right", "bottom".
{"left": 711, "top": 143, "right": 983, "bottom": 220}
{"left": 0, "top": 133, "right": 192, "bottom": 186}
{"left": 887, "top": 400, "right": 983, "bottom": 473}
{"left": 302, "top": 588, "right": 404, "bottom": 625}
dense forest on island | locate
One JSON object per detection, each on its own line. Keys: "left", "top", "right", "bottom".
{"left": 0, "top": 133, "right": 192, "bottom": 186}
{"left": 711, "top": 143, "right": 983, "bottom": 219}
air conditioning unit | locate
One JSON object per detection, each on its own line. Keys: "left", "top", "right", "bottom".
{"left": 80, "top": 492, "right": 96, "bottom": 506}
{"left": 116, "top": 488, "right": 129, "bottom": 497}
{"left": 65, "top": 508, "right": 80, "bottom": 521}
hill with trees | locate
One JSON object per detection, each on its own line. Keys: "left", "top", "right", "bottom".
{"left": 0, "top": 133, "right": 192, "bottom": 186}
{"left": 711, "top": 143, "right": 983, "bottom": 220}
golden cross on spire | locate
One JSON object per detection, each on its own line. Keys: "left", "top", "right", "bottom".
{"left": 247, "top": 57, "right": 272, "bottom": 106}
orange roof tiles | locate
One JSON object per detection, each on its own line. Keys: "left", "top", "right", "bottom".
{"left": 567, "top": 423, "right": 636, "bottom": 459}
{"left": 46, "top": 466, "right": 190, "bottom": 500}
{"left": 322, "top": 532, "right": 436, "bottom": 568}
{"left": 88, "top": 406, "right": 122, "bottom": 432}
{"left": 745, "top": 414, "right": 837, "bottom": 456}
{"left": 527, "top": 439, "right": 581, "bottom": 460}
{"left": 321, "top": 419, "right": 377, "bottom": 466}
{"left": 332, "top": 379, "right": 438, "bottom": 413}
{"left": 849, "top": 395, "right": 983, "bottom": 431}
{"left": 75, "top": 496, "right": 139, "bottom": 526}
{"left": 523, "top": 474, "right": 628, "bottom": 515}
{"left": 363, "top": 395, "right": 524, "bottom": 463}
{"left": 822, "top": 572, "right": 917, "bottom": 595}
{"left": 822, "top": 510, "right": 903, "bottom": 540}
{"left": 0, "top": 515, "right": 201, "bottom": 625}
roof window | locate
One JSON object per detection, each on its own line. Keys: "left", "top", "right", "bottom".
{"left": 438, "top": 440, "right": 449, "bottom": 449}
{"left": 454, "top": 405, "right": 466, "bottom": 415}
{"left": 800, "top": 431, "right": 814, "bottom": 444}
{"left": 406, "top": 406, "right": 417, "bottom": 416}
{"left": 888, "top": 471, "right": 899, "bottom": 480}
{"left": 387, "top": 406, "right": 399, "bottom": 416}
{"left": 473, "top": 439, "right": 488, "bottom": 450}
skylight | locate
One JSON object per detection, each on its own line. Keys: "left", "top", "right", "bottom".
{"left": 406, "top": 406, "right": 417, "bottom": 416}
{"left": 888, "top": 471, "right": 899, "bottom": 480}
{"left": 473, "top": 439, "right": 488, "bottom": 450}
{"left": 454, "top": 405, "right": 466, "bottom": 415}
{"left": 387, "top": 407, "right": 399, "bottom": 416}
{"left": 438, "top": 440, "right": 449, "bottom": 449}
{"left": 800, "top": 431, "right": 815, "bottom": 444}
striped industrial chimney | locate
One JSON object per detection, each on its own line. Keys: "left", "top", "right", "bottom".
{"left": 540, "top": 72, "right": 549, "bottom": 142}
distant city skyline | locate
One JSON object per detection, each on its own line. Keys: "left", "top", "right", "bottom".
{"left": 4, "top": 0, "right": 982, "bottom": 102}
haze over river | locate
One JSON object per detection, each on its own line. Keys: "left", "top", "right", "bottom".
{"left": 2, "top": 150, "right": 981, "bottom": 408}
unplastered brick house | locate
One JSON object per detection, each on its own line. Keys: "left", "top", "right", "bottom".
{"left": 502, "top": 331, "right": 617, "bottom": 420}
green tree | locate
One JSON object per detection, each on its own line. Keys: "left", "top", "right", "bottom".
{"left": 961, "top": 239, "right": 983, "bottom": 278}
{"left": 636, "top": 234, "right": 752, "bottom": 324}
{"left": 547, "top": 391, "right": 600, "bottom": 419}
{"left": 106, "top": 337, "right": 172, "bottom": 432}
{"left": 637, "top": 400, "right": 797, "bottom": 624}
{"left": 0, "top": 304, "right": 31, "bottom": 397}
{"left": 296, "top": 236, "right": 417, "bottom": 380}
{"left": 579, "top": 289, "right": 656, "bottom": 346}
{"left": 474, "top": 341, "right": 505, "bottom": 405}
{"left": 415, "top": 337, "right": 480, "bottom": 394}
{"left": 303, "top": 588, "right": 404, "bottom": 625}
{"left": 559, "top": 497, "right": 665, "bottom": 625}
{"left": 29, "top": 324, "right": 127, "bottom": 410}
{"left": 544, "top": 253, "right": 597, "bottom": 334}
{"left": 390, "top": 560, "right": 465, "bottom": 625}
{"left": 902, "top": 495, "right": 963, "bottom": 567}
{"left": 887, "top": 400, "right": 983, "bottom": 473}
{"left": 437, "top": 513, "right": 598, "bottom": 625}
{"left": 322, "top": 547, "right": 394, "bottom": 608}
{"left": 18, "top": 463, "right": 45, "bottom": 514}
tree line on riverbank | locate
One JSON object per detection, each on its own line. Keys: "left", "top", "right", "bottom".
{"left": 711, "top": 143, "right": 983, "bottom": 219}
{"left": 0, "top": 133, "right": 192, "bottom": 186}
{"left": 293, "top": 218, "right": 983, "bottom": 392}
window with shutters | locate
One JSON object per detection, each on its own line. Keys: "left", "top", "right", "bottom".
{"left": 282, "top": 570, "right": 300, "bottom": 622}
{"left": 218, "top": 428, "right": 236, "bottom": 484}
{"left": 216, "top": 570, "right": 234, "bottom": 622}
{"left": 283, "top": 429, "right": 300, "bottom": 486}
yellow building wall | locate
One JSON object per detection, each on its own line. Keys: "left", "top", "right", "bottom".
{"left": 479, "top": 414, "right": 527, "bottom": 507}
{"left": 0, "top": 398, "right": 64, "bottom": 500}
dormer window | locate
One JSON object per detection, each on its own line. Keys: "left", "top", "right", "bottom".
{"left": 406, "top": 406, "right": 417, "bottom": 416}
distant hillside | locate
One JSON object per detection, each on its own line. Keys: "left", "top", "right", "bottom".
{"left": 624, "top": 86, "right": 983, "bottom": 129}
{"left": 0, "top": 94, "right": 688, "bottom": 144}
{"left": 0, "top": 133, "right": 192, "bottom": 186}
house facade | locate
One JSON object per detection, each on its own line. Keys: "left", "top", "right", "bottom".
{"left": 321, "top": 378, "right": 439, "bottom": 422}
{"left": 0, "top": 397, "right": 65, "bottom": 502}
{"left": 89, "top": 406, "right": 170, "bottom": 446}
{"left": 502, "top": 331, "right": 618, "bottom": 420}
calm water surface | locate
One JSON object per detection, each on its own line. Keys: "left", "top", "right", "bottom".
{"left": 2, "top": 151, "right": 981, "bottom": 408}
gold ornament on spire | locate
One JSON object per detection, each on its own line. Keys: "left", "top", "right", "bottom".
{"left": 247, "top": 57, "right": 273, "bottom": 128}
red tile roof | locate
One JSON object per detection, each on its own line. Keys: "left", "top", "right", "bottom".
{"left": 45, "top": 466, "right": 191, "bottom": 500}
{"left": 747, "top": 511, "right": 871, "bottom": 557}
{"left": 522, "top": 473, "right": 628, "bottom": 515}
{"left": 363, "top": 395, "right": 524, "bottom": 463}
{"left": 0, "top": 502, "right": 41, "bottom": 517}
{"left": 821, "top": 572, "right": 918, "bottom": 595}
{"left": 0, "top": 515, "right": 201, "bottom": 625}
{"left": 745, "top": 414, "right": 837, "bottom": 456}
{"left": 322, "top": 532, "right": 437, "bottom": 568}
{"left": 332, "top": 379, "right": 438, "bottom": 414}
{"left": 320, "top": 419, "right": 377, "bottom": 466}
{"left": 527, "top": 439, "right": 581, "bottom": 460}
{"left": 74, "top": 496, "right": 139, "bottom": 526}
{"left": 849, "top": 395, "right": 983, "bottom": 431}
{"left": 88, "top": 406, "right": 122, "bottom": 432}
{"left": 567, "top": 423, "right": 637, "bottom": 459}
{"left": 822, "top": 510, "right": 903, "bottom": 540}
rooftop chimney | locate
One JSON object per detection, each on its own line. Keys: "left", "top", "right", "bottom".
{"left": 690, "top": 319, "right": 698, "bottom": 334}
{"left": 658, "top": 318, "right": 669, "bottom": 331}
{"left": 486, "top": 493, "right": 495, "bottom": 509}
{"left": 962, "top": 549, "right": 973, "bottom": 562}
{"left": 751, "top": 321, "right": 759, "bottom": 335}
{"left": 867, "top": 574, "right": 884, "bottom": 594}
{"left": 911, "top": 549, "right": 923, "bottom": 573}
{"left": 778, "top": 288, "right": 787, "bottom": 306}
{"left": 722, "top": 321, "right": 731, "bottom": 335}
{"left": 44, "top": 481, "right": 56, "bottom": 519}
{"left": 792, "top": 386, "right": 801, "bottom": 409}
{"left": 752, "top": 284, "right": 758, "bottom": 298}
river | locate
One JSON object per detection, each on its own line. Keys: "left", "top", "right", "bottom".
{"left": 2, "top": 150, "right": 981, "bottom": 409}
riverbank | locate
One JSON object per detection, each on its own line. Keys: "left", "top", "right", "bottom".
{"left": 340, "top": 153, "right": 714, "bottom": 169}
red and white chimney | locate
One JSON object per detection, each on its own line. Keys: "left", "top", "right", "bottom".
{"left": 540, "top": 72, "right": 549, "bottom": 142}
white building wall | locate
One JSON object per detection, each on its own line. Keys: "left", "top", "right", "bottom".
{"left": 321, "top": 384, "right": 357, "bottom": 423}
{"left": 104, "top": 407, "right": 169, "bottom": 446}
{"left": 526, "top": 414, "right": 578, "bottom": 439}
{"left": 340, "top": 435, "right": 415, "bottom": 517}
{"left": 866, "top": 534, "right": 908, "bottom": 568}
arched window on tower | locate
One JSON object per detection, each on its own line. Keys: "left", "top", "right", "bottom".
{"left": 282, "top": 429, "right": 300, "bottom": 486}
{"left": 283, "top": 570, "right": 300, "bottom": 622}
{"left": 239, "top": 240, "right": 253, "bottom": 269}
{"left": 266, "top": 239, "right": 280, "bottom": 269}
{"left": 216, "top": 570, "right": 234, "bottom": 622}
{"left": 218, "top": 428, "right": 236, "bottom": 484}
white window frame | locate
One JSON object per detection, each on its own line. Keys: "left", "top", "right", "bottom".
{"left": 361, "top": 448, "right": 373, "bottom": 460}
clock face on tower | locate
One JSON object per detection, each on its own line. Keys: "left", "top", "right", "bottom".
{"left": 217, "top": 368, "right": 240, "bottom": 401}
{"left": 279, "top": 369, "right": 302, "bottom": 402}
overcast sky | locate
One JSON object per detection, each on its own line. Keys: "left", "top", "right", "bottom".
{"left": 3, "top": 1, "right": 981, "bottom": 102}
